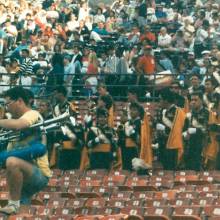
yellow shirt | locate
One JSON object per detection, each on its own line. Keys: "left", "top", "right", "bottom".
{"left": 7, "top": 110, "right": 52, "bottom": 177}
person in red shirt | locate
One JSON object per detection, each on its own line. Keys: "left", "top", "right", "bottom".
{"left": 139, "top": 26, "right": 156, "bottom": 45}
{"left": 136, "top": 45, "right": 156, "bottom": 75}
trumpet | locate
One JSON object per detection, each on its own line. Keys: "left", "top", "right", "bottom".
{"left": 0, "top": 113, "right": 70, "bottom": 142}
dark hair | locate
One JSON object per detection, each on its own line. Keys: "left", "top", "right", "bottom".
{"left": 205, "top": 78, "right": 214, "bottom": 85}
{"left": 130, "top": 101, "right": 144, "bottom": 119}
{"left": 190, "top": 91, "right": 203, "bottom": 100}
{"left": 99, "top": 95, "right": 113, "bottom": 109}
{"left": 54, "top": 86, "right": 67, "bottom": 96}
{"left": 21, "top": 49, "right": 29, "bottom": 55}
{"left": 4, "top": 86, "right": 29, "bottom": 105}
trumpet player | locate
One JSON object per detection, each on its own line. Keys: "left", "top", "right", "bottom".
{"left": 0, "top": 86, "right": 51, "bottom": 215}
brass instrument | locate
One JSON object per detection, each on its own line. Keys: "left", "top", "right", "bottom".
{"left": 0, "top": 113, "right": 70, "bottom": 143}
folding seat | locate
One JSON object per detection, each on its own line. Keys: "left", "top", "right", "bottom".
{"left": 75, "top": 192, "right": 101, "bottom": 199}
{"left": 110, "top": 191, "right": 132, "bottom": 201}
{"left": 153, "top": 170, "right": 174, "bottom": 177}
{"left": 103, "top": 175, "right": 126, "bottom": 185}
{"left": 133, "top": 191, "right": 154, "bottom": 200}
{"left": 46, "top": 198, "right": 67, "bottom": 208}
{"left": 49, "top": 216, "right": 73, "bottom": 220}
{"left": 24, "top": 216, "right": 48, "bottom": 220}
{"left": 144, "top": 199, "right": 167, "bottom": 208}
{"left": 92, "top": 186, "right": 113, "bottom": 198}
{"left": 203, "top": 205, "right": 220, "bottom": 218}
{"left": 68, "top": 186, "right": 93, "bottom": 194}
{"left": 35, "top": 206, "right": 54, "bottom": 216}
{"left": 85, "top": 198, "right": 106, "bottom": 207}
{"left": 65, "top": 199, "right": 86, "bottom": 208}
{"left": 175, "top": 171, "right": 197, "bottom": 176}
{"left": 143, "top": 207, "right": 172, "bottom": 219}
{"left": 80, "top": 180, "right": 102, "bottom": 187}
{"left": 125, "top": 179, "right": 148, "bottom": 188}
{"left": 173, "top": 185, "right": 195, "bottom": 192}
{"left": 100, "top": 214, "right": 127, "bottom": 220}
{"left": 177, "top": 192, "right": 199, "bottom": 199}
{"left": 195, "top": 184, "right": 218, "bottom": 192}
{"left": 191, "top": 198, "right": 214, "bottom": 206}
{"left": 37, "top": 192, "right": 62, "bottom": 201}
{"left": 53, "top": 207, "right": 74, "bottom": 215}
{"left": 174, "top": 175, "right": 199, "bottom": 186}
{"left": 109, "top": 170, "right": 131, "bottom": 176}
{"left": 74, "top": 215, "right": 104, "bottom": 220}
{"left": 74, "top": 207, "right": 97, "bottom": 216}
{"left": 143, "top": 216, "right": 169, "bottom": 220}
{"left": 154, "top": 190, "right": 177, "bottom": 200}
{"left": 126, "top": 199, "right": 144, "bottom": 207}
{"left": 171, "top": 216, "right": 201, "bottom": 220}
{"left": 168, "top": 199, "right": 191, "bottom": 207}
{"left": 81, "top": 176, "right": 104, "bottom": 181}
{"left": 199, "top": 191, "right": 219, "bottom": 199}
{"left": 120, "top": 207, "right": 145, "bottom": 216}
{"left": 172, "top": 206, "right": 202, "bottom": 217}
{"left": 96, "top": 207, "right": 121, "bottom": 215}
{"left": 64, "top": 169, "right": 82, "bottom": 178}
{"left": 107, "top": 199, "right": 126, "bottom": 208}
{"left": 59, "top": 178, "right": 79, "bottom": 187}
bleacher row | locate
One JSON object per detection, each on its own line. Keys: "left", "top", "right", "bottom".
{"left": 1, "top": 169, "right": 220, "bottom": 219}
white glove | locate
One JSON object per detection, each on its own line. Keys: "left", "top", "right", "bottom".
{"left": 188, "top": 127, "right": 197, "bottom": 134}
{"left": 156, "top": 123, "right": 165, "bottom": 131}
{"left": 125, "top": 126, "right": 135, "bottom": 136}
{"left": 70, "top": 116, "right": 76, "bottom": 126}
{"left": 132, "top": 158, "right": 152, "bottom": 171}
{"left": 95, "top": 137, "right": 100, "bottom": 143}
{"left": 84, "top": 114, "right": 92, "bottom": 124}
{"left": 98, "top": 134, "right": 105, "bottom": 141}
{"left": 182, "top": 131, "right": 188, "bottom": 138}
{"left": 152, "top": 143, "right": 159, "bottom": 149}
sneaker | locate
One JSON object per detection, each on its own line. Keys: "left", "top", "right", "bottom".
{"left": 0, "top": 204, "right": 19, "bottom": 215}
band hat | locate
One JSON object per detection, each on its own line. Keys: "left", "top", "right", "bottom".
{"left": 201, "top": 50, "right": 211, "bottom": 55}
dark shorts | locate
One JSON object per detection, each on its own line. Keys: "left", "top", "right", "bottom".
{"left": 21, "top": 166, "right": 49, "bottom": 204}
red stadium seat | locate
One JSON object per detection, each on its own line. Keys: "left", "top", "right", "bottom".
{"left": 65, "top": 198, "right": 86, "bottom": 208}
{"left": 143, "top": 207, "right": 172, "bottom": 217}
{"left": 75, "top": 215, "right": 104, "bottom": 220}
{"left": 172, "top": 206, "right": 202, "bottom": 217}
{"left": 191, "top": 198, "right": 214, "bottom": 206}
{"left": 107, "top": 199, "right": 126, "bottom": 208}
{"left": 203, "top": 206, "right": 220, "bottom": 217}
{"left": 154, "top": 190, "right": 177, "bottom": 200}
{"left": 85, "top": 198, "right": 106, "bottom": 207}
{"left": 144, "top": 199, "right": 167, "bottom": 208}
{"left": 25, "top": 216, "right": 47, "bottom": 220}
{"left": 168, "top": 199, "right": 191, "bottom": 207}
{"left": 172, "top": 216, "right": 201, "bottom": 220}
{"left": 100, "top": 214, "right": 127, "bottom": 220}
{"left": 49, "top": 215, "right": 73, "bottom": 220}
{"left": 53, "top": 207, "right": 73, "bottom": 215}
{"left": 126, "top": 199, "right": 144, "bottom": 207}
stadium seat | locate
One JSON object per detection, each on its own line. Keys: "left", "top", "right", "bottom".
{"left": 144, "top": 207, "right": 172, "bottom": 217}
{"left": 171, "top": 216, "right": 201, "bottom": 220}
{"left": 172, "top": 206, "right": 202, "bottom": 217}
{"left": 49, "top": 215, "right": 73, "bottom": 220}
{"left": 25, "top": 216, "right": 47, "bottom": 220}
{"left": 191, "top": 198, "right": 214, "bottom": 206}
{"left": 35, "top": 206, "right": 54, "bottom": 216}
{"left": 80, "top": 180, "right": 102, "bottom": 187}
{"left": 177, "top": 192, "right": 199, "bottom": 199}
{"left": 120, "top": 207, "right": 145, "bottom": 216}
{"left": 107, "top": 199, "right": 126, "bottom": 208}
{"left": 110, "top": 191, "right": 132, "bottom": 200}
{"left": 203, "top": 206, "right": 220, "bottom": 217}
{"left": 65, "top": 198, "right": 86, "bottom": 208}
{"left": 143, "top": 216, "right": 169, "bottom": 220}
{"left": 168, "top": 199, "right": 191, "bottom": 207}
{"left": 126, "top": 199, "right": 144, "bottom": 207}
{"left": 133, "top": 191, "right": 154, "bottom": 199}
{"left": 85, "top": 198, "right": 106, "bottom": 207}
{"left": 144, "top": 199, "right": 167, "bottom": 208}
{"left": 154, "top": 190, "right": 177, "bottom": 200}
{"left": 96, "top": 207, "right": 121, "bottom": 215}
{"left": 75, "top": 215, "right": 104, "bottom": 220}
{"left": 53, "top": 207, "right": 73, "bottom": 215}
{"left": 74, "top": 207, "right": 97, "bottom": 215}
{"left": 100, "top": 214, "right": 127, "bottom": 220}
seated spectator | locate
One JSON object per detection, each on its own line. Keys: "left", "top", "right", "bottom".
{"left": 158, "top": 27, "right": 172, "bottom": 48}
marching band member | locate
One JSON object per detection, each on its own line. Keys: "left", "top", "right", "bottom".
{"left": 119, "top": 102, "right": 144, "bottom": 170}
{"left": 0, "top": 87, "right": 51, "bottom": 215}
{"left": 86, "top": 108, "right": 117, "bottom": 169}
{"left": 184, "top": 92, "right": 209, "bottom": 170}
{"left": 203, "top": 93, "right": 220, "bottom": 169}
{"left": 51, "top": 86, "right": 84, "bottom": 169}
{"left": 156, "top": 88, "right": 186, "bottom": 170}
{"left": 97, "top": 83, "right": 114, "bottom": 127}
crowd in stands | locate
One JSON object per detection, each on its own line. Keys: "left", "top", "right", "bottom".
{"left": 0, "top": 0, "right": 219, "bottom": 99}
